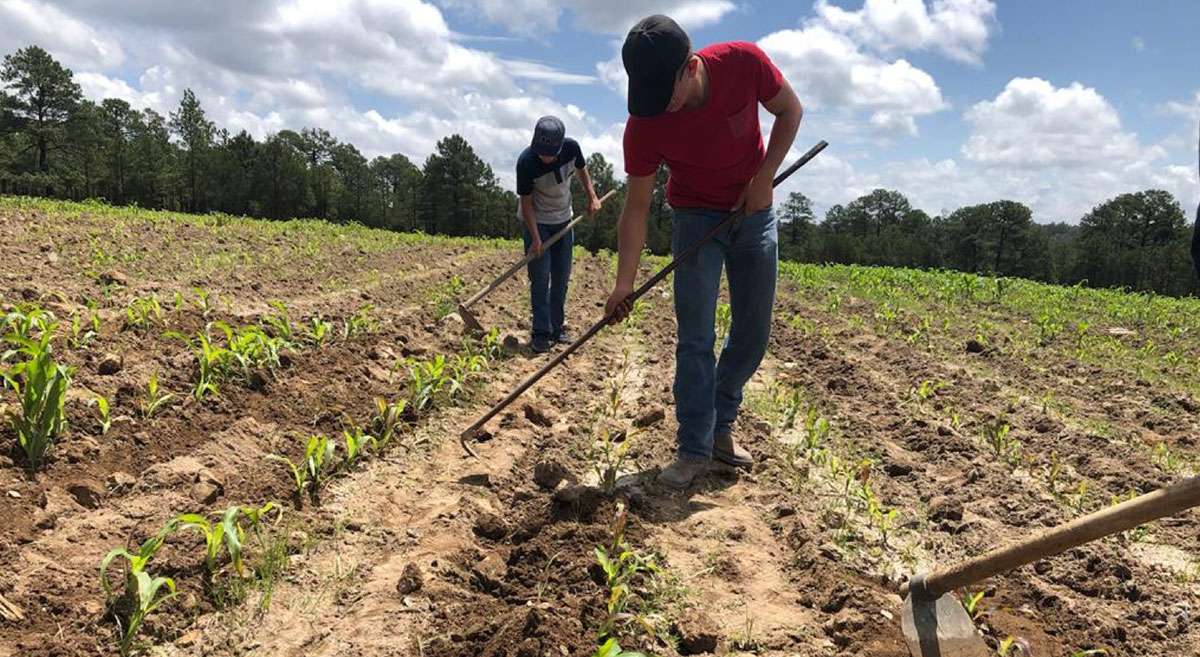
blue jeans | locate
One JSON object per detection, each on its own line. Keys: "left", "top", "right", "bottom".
{"left": 522, "top": 221, "right": 573, "bottom": 340}
{"left": 672, "top": 205, "right": 778, "bottom": 461}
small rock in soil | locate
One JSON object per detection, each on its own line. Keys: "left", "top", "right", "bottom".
{"left": 675, "top": 611, "right": 720, "bottom": 655}
{"left": 97, "top": 353, "right": 123, "bottom": 375}
{"left": 191, "top": 482, "right": 222, "bottom": 505}
{"left": 936, "top": 424, "right": 954, "bottom": 437}
{"left": 818, "top": 542, "right": 844, "bottom": 562}
{"left": 883, "top": 462, "right": 913, "bottom": 477}
{"left": 774, "top": 506, "right": 796, "bottom": 518}
{"left": 965, "top": 339, "right": 985, "bottom": 353}
{"left": 533, "top": 461, "right": 571, "bottom": 490}
{"left": 633, "top": 406, "right": 665, "bottom": 428}
{"left": 67, "top": 482, "right": 105, "bottom": 509}
{"left": 396, "top": 563, "right": 424, "bottom": 595}
{"left": 107, "top": 472, "right": 136, "bottom": 494}
{"left": 473, "top": 512, "right": 508, "bottom": 540}
{"left": 523, "top": 403, "right": 554, "bottom": 428}
{"left": 99, "top": 269, "right": 128, "bottom": 287}
{"left": 927, "top": 496, "right": 963, "bottom": 523}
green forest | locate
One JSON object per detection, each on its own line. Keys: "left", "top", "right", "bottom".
{"left": 2, "top": 45, "right": 1196, "bottom": 296}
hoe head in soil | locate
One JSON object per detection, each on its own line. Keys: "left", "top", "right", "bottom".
{"left": 899, "top": 473, "right": 1200, "bottom": 657}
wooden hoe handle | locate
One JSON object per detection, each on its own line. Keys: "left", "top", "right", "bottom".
{"left": 905, "top": 474, "right": 1200, "bottom": 598}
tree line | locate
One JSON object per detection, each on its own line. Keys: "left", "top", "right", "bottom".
{"left": 2, "top": 45, "right": 1196, "bottom": 296}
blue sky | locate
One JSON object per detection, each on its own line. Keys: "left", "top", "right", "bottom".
{"left": 2, "top": 0, "right": 1197, "bottom": 222}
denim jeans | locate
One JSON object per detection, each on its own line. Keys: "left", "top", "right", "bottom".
{"left": 522, "top": 221, "right": 573, "bottom": 340}
{"left": 672, "top": 205, "right": 778, "bottom": 461}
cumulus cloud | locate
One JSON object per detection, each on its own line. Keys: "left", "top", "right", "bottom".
{"left": 759, "top": 24, "right": 946, "bottom": 137}
{"left": 962, "top": 77, "right": 1152, "bottom": 168}
{"left": 440, "top": 0, "right": 736, "bottom": 36}
{"left": 0, "top": 0, "right": 124, "bottom": 69}
{"left": 813, "top": 0, "right": 996, "bottom": 65}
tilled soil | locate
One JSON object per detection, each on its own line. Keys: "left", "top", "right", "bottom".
{"left": 2, "top": 202, "right": 1198, "bottom": 657}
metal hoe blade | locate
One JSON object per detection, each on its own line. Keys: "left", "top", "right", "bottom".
{"left": 900, "top": 592, "right": 988, "bottom": 657}
{"left": 457, "top": 302, "right": 485, "bottom": 333}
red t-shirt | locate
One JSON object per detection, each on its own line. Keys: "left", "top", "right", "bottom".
{"left": 623, "top": 41, "right": 785, "bottom": 210}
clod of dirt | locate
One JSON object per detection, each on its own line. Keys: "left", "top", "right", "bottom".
{"left": 501, "top": 334, "right": 521, "bottom": 355}
{"left": 633, "top": 406, "right": 666, "bottom": 428}
{"left": 533, "top": 461, "right": 571, "bottom": 490}
{"left": 99, "top": 269, "right": 128, "bottom": 287}
{"left": 552, "top": 482, "right": 604, "bottom": 516}
{"left": 61, "top": 437, "right": 100, "bottom": 464}
{"left": 191, "top": 482, "right": 222, "bottom": 505}
{"left": 66, "top": 482, "right": 105, "bottom": 509}
{"left": 106, "top": 472, "right": 136, "bottom": 495}
{"left": 97, "top": 353, "right": 123, "bottom": 375}
{"left": 820, "top": 583, "right": 851, "bottom": 613}
{"left": 674, "top": 610, "right": 721, "bottom": 655}
{"left": 822, "top": 608, "right": 867, "bottom": 649}
{"left": 927, "top": 496, "right": 964, "bottom": 523}
{"left": 396, "top": 563, "right": 424, "bottom": 595}
{"left": 523, "top": 403, "right": 555, "bottom": 428}
{"left": 473, "top": 512, "right": 509, "bottom": 541}
{"left": 883, "top": 462, "right": 913, "bottom": 477}
{"left": 965, "top": 339, "right": 985, "bottom": 353}
{"left": 46, "top": 252, "right": 58, "bottom": 265}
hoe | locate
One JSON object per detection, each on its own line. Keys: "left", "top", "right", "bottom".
{"left": 900, "top": 473, "right": 1200, "bottom": 656}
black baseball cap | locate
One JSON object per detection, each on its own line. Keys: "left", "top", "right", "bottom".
{"left": 622, "top": 14, "right": 691, "bottom": 118}
{"left": 531, "top": 115, "right": 565, "bottom": 157}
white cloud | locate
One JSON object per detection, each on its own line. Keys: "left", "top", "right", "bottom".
{"left": 1132, "top": 36, "right": 1145, "bottom": 53}
{"left": 759, "top": 24, "right": 946, "bottom": 137}
{"left": 0, "top": 0, "right": 124, "bottom": 69}
{"left": 814, "top": 0, "right": 996, "bottom": 65}
{"left": 962, "top": 77, "right": 1150, "bottom": 168}
{"left": 441, "top": 0, "right": 735, "bottom": 36}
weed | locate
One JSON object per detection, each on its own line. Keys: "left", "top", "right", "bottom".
{"left": 593, "top": 350, "right": 638, "bottom": 496}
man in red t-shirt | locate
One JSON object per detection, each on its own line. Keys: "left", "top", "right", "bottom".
{"left": 605, "top": 14, "right": 803, "bottom": 488}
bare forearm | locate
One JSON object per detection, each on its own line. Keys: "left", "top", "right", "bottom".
{"left": 579, "top": 167, "right": 599, "bottom": 201}
{"left": 615, "top": 207, "right": 647, "bottom": 289}
{"left": 762, "top": 100, "right": 802, "bottom": 179}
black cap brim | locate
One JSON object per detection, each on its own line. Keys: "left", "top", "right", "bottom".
{"left": 628, "top": 69, "right": 676, "bottom": 118}
{"left": 531, "top": 141, "right": 562, "bottom": 157}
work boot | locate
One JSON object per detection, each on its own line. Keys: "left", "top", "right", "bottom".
{"left": 714, "top": 432, "right": 753, "bottom": 468}
{"left": 531, "top": 335, "right": 552, "bottom": 353}
{"left": 656, "top": 458, "right": 708, "bottom": 489}
{"left": 553, "top": 330, "right": 573, "bottom": 345}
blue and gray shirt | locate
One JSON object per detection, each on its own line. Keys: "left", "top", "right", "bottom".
{"left": 516, "top": 138, "right": 586, "bottom": 225}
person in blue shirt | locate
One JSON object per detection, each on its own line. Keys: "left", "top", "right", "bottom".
{"left": 517, "top": 116, "right": 602, "bottom": 353}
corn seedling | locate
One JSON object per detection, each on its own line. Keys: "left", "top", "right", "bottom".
{"left": 266, "top": 452, "right": 309, "bottom": 504}
{"left": 125, "top": 296, "right": 163, "bottom": 333}
{"left": 264, "top": 301, "right": 296, "bottom": 344}
{"left": 591, "top": 638, "right": 646, "bottom": 657}
{"left": 69, "top": 311, "right": 100, "bottom": 349}
{"left": 341, "top": 303, "right": 378, "bottom": 340}
{"left": 962, "top": 587, "right": 988, "bottom": 621}
{"left": 178, "top": 506, "right": 245, "bottom": 578}
{"left": 90, "top": 393, "right": 112, "bottom": 435}
{"left": 306, "top": 315, "right": 332, "bottom": 348}
{"left": 239, "top": 501, "right": 282, "bottom": 548}
{"left": 1152, "top": 442, "right": 1183, "bottom": 473}
{"left": 981, "top": 419, "right": 1021, "bottom": 467}
{"left": 340, "top": 424, "right": 376, "bottom": 470}
{"left": 997, "top": 636, "right": 1031, "bottom": 656}
{"left": 715, "top": 302, "right": 732, "bottom": 343}
{"left": 4, "top": 332, "right": 73, "bottom": 469}
{"left": 730, "top": 615, "right": 758, "bottom": 651}
{"left": 1064, "top": 481, "right": 1090, "bottom": 514}
{"left": 141, "top": 373, "right": 173, "bottom": 418}
{"left": 594, "top": 503, "right": 661, "bottom": 639}
{"left": 911, "top": 379, "right": 948, "bottom": 408}
{"left": 2, "top": 305, "right": 57, "bottom": 346}
{"left": 165, "top": 329, "right": 229, "bottom": 400}
{"left": 593, "top": 351, "right": 638, "bottom": 496}
{"left": 373, "top": 397, "right": 408, "bottom": 446}
{"left": 192, "top": 287, "right": 215, "bottom": 317}
{"left": 100, "top": 519, "right": 181, "bottom": 657}
{"left": 172, "top": 291, "right": 184, "bottom": 312}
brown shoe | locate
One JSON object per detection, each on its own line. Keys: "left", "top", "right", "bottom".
{"left": 714, "top": 432, "right": 753, "bottom": 468}
{"left": 657, "top": 458, "right": 708, "bottom": 489}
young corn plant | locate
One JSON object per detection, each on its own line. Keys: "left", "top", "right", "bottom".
{"left": 69, "top": 310, "right": 100, "bottom": 349}
{"left": 340, "top": 424, "right": 376, "bottom": 471}
{"left": 178, "top": 506, "right": 245, "bottom": 579}
{"left": 715, "top": 302, "right": 732, "bottom": 344}
{"left": 267, "top": 435, "right": 336, "bottom": 505}
{"left": 593, "top": 503, "right": 666, "bottom": 643}
{"left": 591, "top": 638, "right": 647, "bottom": 657}
{"left": 239, "top": 501, "right": 282, "bottom": 549}
{"left": 165, "top": 329, "right": 230, "bottom": 400}
{"left": 90, "top": 393, "right": 112, "bottom": 435}
{"left": 141, "top": 373, "right": 174, "bottom": 418}
{"left": 192, "top": 287, "right": 215, "bottom": 317}
{"left": 962, "top": 587, "right": 988, "bottom": 621}
{"left": 100, "top": 519, "right": 180, "bottom": 657}
{"left": 4, "top": 332, "right": 73, "bottom": 469}
{"left": 2, "top": 305, "right": 57, "bottom": 346}
{"left": 263, "top": 301, "right": 296, "bottom": 345}
{"left": 341, "top": 303, "right": 378, "bottom": 340}
{"left": 592, "top": 351, "right": 638, "bottom": 496}
{"left": 125, "top": 296, "right": 163, "bottom": 333}
{"left": 373, "top": 397, "right": 408, "bottom": 447}
{"left": 306, "top": 315, "right": 332, "bottom": 348}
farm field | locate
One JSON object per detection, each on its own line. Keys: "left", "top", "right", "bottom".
{"left": 2, "top": 196, "right": 1200, "bottom": 657}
